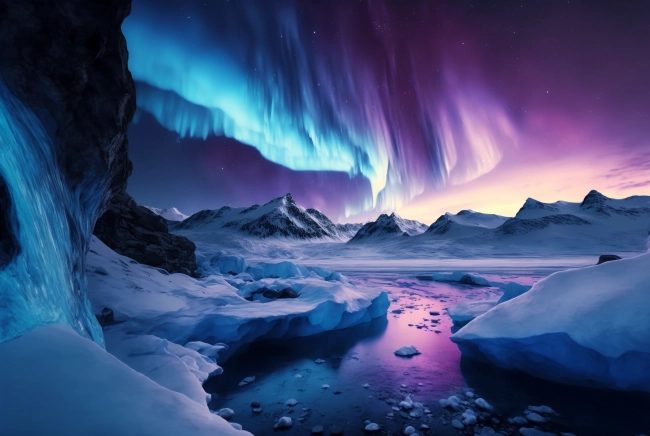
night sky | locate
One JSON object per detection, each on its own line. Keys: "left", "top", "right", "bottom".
{"left": 124, "top": 0, "right": 650, "bottom": 223}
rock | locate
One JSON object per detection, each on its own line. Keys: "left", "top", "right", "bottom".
{"left": 95, "top": 307, "right": 115, "bottom": 326}
{"left": 462, "top": 409, "right": 477, "bottom": 425}
{"left": 250, "top": 401, "right": 260, "bottom": 408}
{"left": 395, "top": 346, "right": 421, "bottom": 357}
{"left": 477, "top": 428, "right": 497, "bottom": 436}
{"left": 420, "top": 424, "right": 429, "bottom": 429}
{"left": 597, "top": 254, "right": 622, "bottom": 265}
{"left": 362, "top": 383, "right": 371, "bottom": 388}
{"left": 513, "top": 416, "right": 528, "bottom": 425}
{"left": 404, "top": 426, "right": 416, "bottom": 435}
{"left": 0, "top": 0, "right": 134, "bottom": 344}
{"left": 274, "top": 416, "right": 293, "bottom": 429}
{"left": 525, "top": 412, "right": 547, "bottom": 423}
{"left": 286, "top": 398, "right": 298, "bottom": 406}
{"left": 475, "top": 398, "right": 493, "bottom": 411}
{"left": 365, "top": 423, "right": 380, "bottom": 431}
{"left": 260, "top": 286, "right": 299, "bottom": 299}
{"left": 94, "top": 192, "right": 197, "bottom": 275}
{"left": 399, "top": 395, "right": 414, "bottom": 410}
{"left": 451, "top": 419, "right": 464, "bottom": 429}
{"left": 429, "top": 311, "right": 440, "bottom": 315}
{"left": 217, "top": 408, "right": 234, "bottom": 419}
{"left": 439, "top": 395, "right": 464, "bottom": 411}
{"left": 311, "top": 424, "right": 324, "bottom": 434}
{"left": 230, "top": 423, "right": 242, "bottom": 430}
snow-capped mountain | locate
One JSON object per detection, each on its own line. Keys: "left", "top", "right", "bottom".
{"left": 145, "top": 206, "right": 189, "bottom": 222}
{"left": 349, "top": 213, "right": 428, "bottom": 243}
{"left": 426, "top": 210, "right": 508, "bottom": 237}
{"left": 173, "top": 194, "right": 358, "bottom": 240}
{"left": 420, "top": 190, "right": 650, "bottom": 254}
{"left": 335, "top": 222, "right": 365, "bottom": 239}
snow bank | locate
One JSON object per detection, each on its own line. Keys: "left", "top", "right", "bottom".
{"left": 452, "top": 252, "right": 650, "bottom": 392}
{"left": 0, "top": 324, "right": 250, "bottom": 435}
{"left": 216, "top": 255, "right": 249, "bottom": 275}
{"left": 87, "top": 237, "right": 389, "bottom": 353}
{"left": 105, "top": 331, "right": 221, "bottom": 406}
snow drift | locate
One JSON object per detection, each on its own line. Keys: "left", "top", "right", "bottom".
{"left": 451, "top": 252, "right": 650, "bottom": 392}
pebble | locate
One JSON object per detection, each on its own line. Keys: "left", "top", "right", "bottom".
{"left": 252, "top": 407, "right": 262, "bottom": 414}
{"left": 322, "top": 384, "right": 329, "bottom": 389}
{"left": 238, "top": 376, "right": 255, "bottom": 387}
{"left": 286, "top": 398, "right": 298, "bottom": 406}
{"left": 404, "top": 426, "right": 416, "bottom": 435}
{"left": 295, "top": 374, "right": 303, "bottom": 378}
{"left": 250, "top": 401, "right": 260, "bottom": 408}
{"left": 513, "top": 416, "right": 528, "bottom": 425}
{"left": 314, "top": 358, "right": 326, "bottom": 364}
{"left": 527, "top": 405, "right": 556, "bottom": 415}
{"left": 274, "top": 417, "right": 293, "bottom": 429}
{"left": 311, "top": 424, "right": 324, "bottom": 434}
{"left": 420, "top": 424, "right": 429, "bottom": 429}
{"left": 362, "top": 383, "right": 371, "bottom": 388}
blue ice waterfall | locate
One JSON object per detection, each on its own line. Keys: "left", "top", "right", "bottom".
{"left": 0, "top": 80, "right": 104, "bottom": 346}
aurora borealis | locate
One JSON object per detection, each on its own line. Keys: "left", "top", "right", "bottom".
{"left": 124, "top": 0, "right": 650, "bottom": 223}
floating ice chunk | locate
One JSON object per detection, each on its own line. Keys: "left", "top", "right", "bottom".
{"left": 315, "top": 358, "right": 326, "bottom": 364}
{"left": 217, "top": 408, "right": 234, "bottom": 419}
{"left": 439, "top": 395, "right": 464, "bottom": 411}
{"left": 475, "top": 397, "right": 493, "bottom": 411}
{"left": 362, "top": 383, "right": 371, "bottom": 388}
{"left": 311, "top": 424, "right": 324, "bottom": 434}
{"left": 399, "top": 395, "right": 414, "bottom": 410}
{"left": 238, "top": 376, "right": 255, "bottom": 386}
{"left": 525, "top": 412, "right": 547, "bottom": 423}
{"left": 462, "top": 410, "right": 477, "bottom": 425}
{"left": 527, "top": 405, "right": 556, "bottom": 415}
{"left": 247, "top": 261, "right": 308, "bottom": 280}
{"left": 432, "top": 271, "right": 491, "bottom": 286}
{"left": 364, "top": 423, "right": 380, "bottom": 431}
{"left": 321, "top": 384, "right": 329, "bottom": 389}
{"left": 394, "top": 346, "right": 421, "bottom": 357}
{"left": 295, "top": 374, "right": 303, "bottom": 378}
{"left": 286, "top": 398, "right": 298, "bottom": 406}
{"left": 274, "top": 417, "right": 293, "bottom": 429}
{"left": 451, "top": 419, "right": 464, "bottom": 429}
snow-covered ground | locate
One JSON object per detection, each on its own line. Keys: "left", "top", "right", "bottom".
{"left": 451, "top": 251, "right": 650, "bottom": 392}
{"left": 0, "top": 324, "right": 250, "bottom": 436}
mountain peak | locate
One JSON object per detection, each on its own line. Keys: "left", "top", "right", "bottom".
{"left": 580, "top": 190, "right": 608, "bottom": 207}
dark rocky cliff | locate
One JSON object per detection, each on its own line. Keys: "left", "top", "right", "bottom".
{"left": 94, "top": 193, "right": 197, "bottom": 275}
{"left": 0, "top": 0, "right": 135, "bottom": 343}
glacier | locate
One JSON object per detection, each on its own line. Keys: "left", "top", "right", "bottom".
{"left": 451, "top": 251, "right": 650, "bottom": 392}
{"left": 0, "top": 81, "right": 102, "bottom": 345}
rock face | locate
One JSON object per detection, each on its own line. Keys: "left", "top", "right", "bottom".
{"left": 0, "top": 0, "right": 135, "bottom": 210}
{"left": 0, "top": 0, "right": 135, "bottom": 344}
{"left": 597, "top": 254, "right": 622, "bottom": 265}
{"left": 94, "top": 193, "right": 197, "bottom": 275}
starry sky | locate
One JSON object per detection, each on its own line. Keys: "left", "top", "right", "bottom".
{"left": 124, "top": 0, "right": 650, "bottom": 224}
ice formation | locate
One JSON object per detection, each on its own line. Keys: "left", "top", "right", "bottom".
{"left": 452, "top": 252, "right": 650, "bottom": 392}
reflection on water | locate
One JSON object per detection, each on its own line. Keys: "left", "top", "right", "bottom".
{"left": 205, "top": 273, "right": 650, "bottom": 436}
